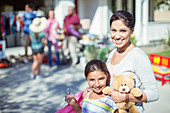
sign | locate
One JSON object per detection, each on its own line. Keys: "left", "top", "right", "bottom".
{"left": 149, "top": 54, "right": 170, "bottom": 68}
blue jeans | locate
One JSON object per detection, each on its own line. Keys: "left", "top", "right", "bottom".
{"left": 47, "top": 40, "right": 61, "bottom": 66}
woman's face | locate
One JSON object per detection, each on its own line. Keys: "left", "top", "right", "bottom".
{"left": 110, "top": 20, "right": 133, "bottom": 50}
{"left": 48, "top": 10, "right": 54, "bottom": 19}
{"left": 87, "top": 70, "right": 107, "bottom": 94}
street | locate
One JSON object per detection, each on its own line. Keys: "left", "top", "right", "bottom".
{"left": 0, "top": 47, "right": 170, "bottom": 113}
{"left": 0, "top": 63, "right": 87, "bottom": 113}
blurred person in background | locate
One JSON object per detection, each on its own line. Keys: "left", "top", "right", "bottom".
{"left": 44, "top": 9, "right": 61, "bottom": 67}
{"left": 63, "top": 5, "right": 81, "bottom": 66}
{"left": 29, "top": 17, "right": 47, "bottom": 79}
{"left": 22, "top": 4, "right": 36, "bottom": 63}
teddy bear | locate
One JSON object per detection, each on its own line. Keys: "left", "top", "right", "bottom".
{"left": 102, "top": 74, "right": 143, "bottom": 113}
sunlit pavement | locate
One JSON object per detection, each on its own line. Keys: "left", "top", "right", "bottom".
{"left": 144, "top": 81, "right": 170, "bottom": 113}
{"left": 0, "top": 63, "right": 87, "bottom": 113}
{"left": 1, "top": 46, "right": 170, "bottom": 113}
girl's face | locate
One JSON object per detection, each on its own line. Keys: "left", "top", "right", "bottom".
{"left": 110, "top": 20, "right": 133, "bottom": 50}
{"left": 87, "top": 70, "right": 107, "bottom": 94}
{"left": 35, "top": 33, "right": 39, "bottom": 39}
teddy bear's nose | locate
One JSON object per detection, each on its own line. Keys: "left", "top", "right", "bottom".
{"left": 122, "top": 88, "right": 125, "bottom": 91}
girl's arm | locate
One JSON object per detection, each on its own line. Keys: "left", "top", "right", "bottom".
{"left": 41, "top": 37, "right": 47, "bottom": 46}
{"left": 65, "top": 92, "right": 82, "bottom": 113}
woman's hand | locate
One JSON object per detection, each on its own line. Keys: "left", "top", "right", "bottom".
{"left": 108, "top": 90, "right": 126, "bottom": 103}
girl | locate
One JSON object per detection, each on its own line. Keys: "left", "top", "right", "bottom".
{"left": 29, "top": 17, "right": 47, "bottom": 79}
{"left": 65, "top": 59, "right": 118, "bottom": 113}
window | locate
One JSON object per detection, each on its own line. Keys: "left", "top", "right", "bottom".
{"left": 151, "top": 0, "right": 170, "bottom": 22}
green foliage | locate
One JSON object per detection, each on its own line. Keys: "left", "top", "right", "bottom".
{"left": 162, "top": 28, "right": 170, "bottom": 46}
{"left": 154, "top": 50, "right": 170, "bottom": 57}
{"left": 167, "top": 29, "right": 170, "bottom": 46}
{"left": 161, "top": 38, "right": 167, "bottom": 45}
{"left": 155, "top": 0, "right": 166, "bottom": 10}
{"left": 84, "top": 45, "right": 109, "bottom": 62}
{"left": 130, "top": 34, "right": 137, "bottom": 46}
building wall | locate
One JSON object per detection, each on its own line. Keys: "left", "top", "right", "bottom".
{"left": 78, "top": 0, "right": 98, "bottom": 20}
{"left": 148, "top": 23, "right": 170, "bottom": 41}
{"left": 54, "top": 0, "right": 75, "bottom": 28}
{"left": 78, "top": 0, "right": 110, "bottom": 38}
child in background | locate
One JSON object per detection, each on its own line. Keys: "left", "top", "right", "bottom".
{"left": 65, "top": 59, "right": 118, "bottom": 113}
{"left": 29, "top": 17, "right": 47, "bottom": 79}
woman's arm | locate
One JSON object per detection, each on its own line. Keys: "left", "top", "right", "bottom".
{"left": 44, "top": 20, "right": 50, "bottom": 32}
{"left": 134, "top": 50, "right": 159, "bottom": 103}
{"left": 109, "top": 89, "right": 147, "bottom": 103}
{"left": 109, "top": 49, "right": 159, "bottom": 103}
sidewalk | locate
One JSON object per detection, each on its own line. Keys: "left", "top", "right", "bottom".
{"left": 1, "top": 46, "right": 170, "bottom": 113}
{"left": 0, "top": 61, "right": 87, "bottom": 113}
{"left": 5, "top": 46, "right": 49, "bottom": 58}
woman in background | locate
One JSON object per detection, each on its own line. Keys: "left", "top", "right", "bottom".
{"left": 44, "top": 9, "right": 61, "bottom": 67}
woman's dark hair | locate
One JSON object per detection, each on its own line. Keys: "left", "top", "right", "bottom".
{"left": 48, "top": 9, "right": 54, "bottom": 12}
{"left": 84, "top": 59, "right": 111, "bottom": 86}
{"left": 110, "top": 10, "right": 135, "bottom": 30}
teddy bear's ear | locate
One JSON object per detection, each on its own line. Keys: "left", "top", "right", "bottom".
{"left": 128, "top": 73, "right": 134, "bottom": 79}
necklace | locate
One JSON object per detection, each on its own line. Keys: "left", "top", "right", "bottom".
{"left": 117, "top": 42, "right": 132, "bottom": 53}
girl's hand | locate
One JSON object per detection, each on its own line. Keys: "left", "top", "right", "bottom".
{"left": 65, "top": 92, "right": 82, "bottom": 113}
{"left": 83, "top": 87, "right": 92, "bottom": 98}
{"left": 108, "top": 90, "right": 126, "bottom": 103}
{"left": 65, "top": 92, "right": 77, "bottom": 107}
{"left": 41, "top": 38, "right": 47, "bottom": 46}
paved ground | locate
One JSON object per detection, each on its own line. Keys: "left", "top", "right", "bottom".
{"left": 0, "top": 46, "right": 170, "bottom": 113}
{"left": 0, "top": 63, "right": 87, "bottom": 113}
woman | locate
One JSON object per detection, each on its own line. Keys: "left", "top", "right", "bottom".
{"left": 107, "top": 10, "right": 159, "bottom": 112}
{"left": 44, "top": 9, "right": 61, "bottom": 67}
{"left": 29, "top": 17, "right": 47, "bottom": 79}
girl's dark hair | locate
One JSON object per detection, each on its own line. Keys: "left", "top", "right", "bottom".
{"left": 84, "top": 59, "right": 111, "bottom": 86}
{"left": 110, "top": 10, "right": 135, "bottom": 30}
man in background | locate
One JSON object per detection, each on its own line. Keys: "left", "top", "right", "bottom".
{"left": 22, "top": 4, "right": 36, "bottom": 63}
{"left": 63, "top": 5, "right": 81, "bottom": 66}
